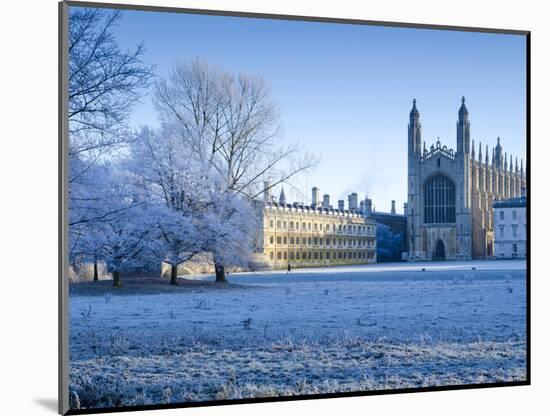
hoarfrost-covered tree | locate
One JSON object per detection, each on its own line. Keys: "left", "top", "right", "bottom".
{"left": 201, "top": 189, "right": 261, "bottom": 281}
{"left": 154, "top": 59, "right": 317, "bottom": 281}
{"left": 91, "top": 208, "right": 155, "bottom": 287}
{"left": 68, "top": 7, "right": 153, "bottom": 168}
{"left": 68, "top": 162, "right": 130, "bottom": 261}
{"left": 154, "top": 207, "right": 201, "bottom": 285}
{"left": 129, "top": 127, "right": 213, "bottom": 284}
{"left": 67, "top": 7, "right": 154, "bottom": 278}
{"left": 75, "top": 170, "right": 159, "bottom": 287}
{"left": 130, "top": 126, "right": 261, "bottom": 284}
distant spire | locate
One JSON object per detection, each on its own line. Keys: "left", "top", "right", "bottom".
{"left": 485, "top": 144, "right": 489, "bottom": 165}
{"left": 515, "top": 156, "right": 519, "bottom": 173}
{"left": 279, "top": 187, "right": 286, "bottom": 204}
{"left": 495, "top": 137, "right": 503, "bottom": 169}
{"left": 471, "top": 139, "right": 476, "bottom": 158}
{"left": 510, "top": 154, "right": 513, "bottom": 172}
{"left": 520, "top": 159, "right": 524, "bottom": 174}
{"left": 479, "top": 141, "right": 482, "bottom": 162}
{"left": 504, "top": 152, "right": 508, "bottom": 169}
{"left": 410, "top": 98, "right": 419, "bottom": 119}
{"left": 459, "top": 96, "right": 468, "bottom": 118}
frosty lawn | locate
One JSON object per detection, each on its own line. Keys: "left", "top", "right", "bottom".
{"left": 69, "top": 261, "right": 527, "bottom": 409}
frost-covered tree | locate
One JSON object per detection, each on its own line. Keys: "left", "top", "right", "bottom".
{"left": 153, "top": 59, "right": 316, "bottom": 281}
{"left": 74, "top": 169, "right": 159, "bottom": 287}
{"left": 67, "top": 8, "right": 154, "bottom": 279}
{"left": 129, "top": 126, "right": 260, "bottom": 283}
{"left": 69, "top": 162, "right": 119, "bottom": 262}
{"left": 200, "top": 189, "right": 261, "bottom": 282}
{"left": 154, "top": 207, "right": 201, "bottom": 285}
{"left": 129, "top": 127, "right": 210, "bottom": 284}
{"left": 68, "top": 7, "right": 153, "bottom": 169}
{"left": 91, "top": 209, "right": 155, "bottom": 287}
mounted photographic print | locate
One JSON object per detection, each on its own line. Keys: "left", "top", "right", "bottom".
{"left": 59, "top": 1, "right": 530, "bottom": 414}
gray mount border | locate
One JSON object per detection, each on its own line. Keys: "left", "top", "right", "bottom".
{"left": 59, "top": 2, "right": 69, "bottom": 414}
{"left": 58, "top": 1, "right": 531, "bottom": 415}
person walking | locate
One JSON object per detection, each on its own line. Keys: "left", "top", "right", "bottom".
{"left": 287, "top": 263, "right": 292, "bottom": 273}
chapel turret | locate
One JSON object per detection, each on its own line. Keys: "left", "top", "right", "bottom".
{"left": 495, "top": 136, "right": 503, "bottom": 169}
{"left": 408, "top": 99, "right": 422, "bottom": 156}
{"left": 456, "top": 96, "right": 471, "bottom": 154}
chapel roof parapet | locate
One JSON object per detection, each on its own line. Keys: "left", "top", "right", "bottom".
{"left": 422, "top": 138, "right": 455, "bottom": 161}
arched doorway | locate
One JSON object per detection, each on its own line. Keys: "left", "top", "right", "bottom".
{"left": 433, "top": 239, "right": 446, "bottom": 260}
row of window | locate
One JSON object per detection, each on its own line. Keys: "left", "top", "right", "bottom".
{"left": 497, "top": 223, "right": 525, "bottom": 238}
{"left": 268, "top": 219, "right": 373, "bottom": 235}
{"left": 268, "top": 236, "right": 374, "bottom": 248}
{"left": 269, "top": 250, "right": 375, "bottom": 261}
{"left": 497, "top": 210, "right": 519, "bottom": 221}
{"left": 496, "top": 241, "right": 522, "bottom": 254}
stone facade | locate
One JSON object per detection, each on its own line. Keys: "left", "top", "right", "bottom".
{"left": 256, "top": 187, "right": 377, "bottom": 269}
{"left": 406, "top": 98, "right": 527, "bottom": 260}
{"left": 493, "top": 197, "right": 527, "bottom": 259}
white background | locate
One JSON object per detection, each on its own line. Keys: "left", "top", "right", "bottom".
{"left": 1, "top": 0, "right": 548, "bottom": 415}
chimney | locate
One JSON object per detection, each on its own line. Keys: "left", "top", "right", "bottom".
{"left": 348, "top": 193, "right": 358, "bottom": 211}
{"left": 365, "top": 198, "right": 373, "bottom": 216}
{"left": 338, "top": 200, "right": 345, "bottom": 211}
{"left": 263, "top": 180, "right": 272, "bottom": 204}
{"left": 391, "top": 200, "right": 396, "bottom": 214}
{"left": 312, "top": 187, "right": 321, "bottom": 208}
{"left": 322, "top": 194, "right": 330, "bottom": 209}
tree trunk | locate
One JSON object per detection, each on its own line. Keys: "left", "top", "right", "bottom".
{"left": 215, "top": 263, "right": 227, "bottom": 283}
{"left": 113, "top": 271, "right": 121, "bottom": 287}
{"left": 170, "top": 264, "right": 178, "bottom": 285}
{"left": 93, "top": 260, "right": 99, "bottom": 281}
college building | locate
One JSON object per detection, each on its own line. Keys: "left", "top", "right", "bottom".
{"left": 493, "top": 196, "right": 527, "bottom": 258}
{"left": 256, "top": 185, "right": 378, "bottom": 269}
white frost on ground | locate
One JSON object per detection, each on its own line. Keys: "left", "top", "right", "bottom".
{"left": 69, "top": 262, "right": 527, "bottom": 409}
{"left": 184, "top": 259, "right": 527, "bottom": 280}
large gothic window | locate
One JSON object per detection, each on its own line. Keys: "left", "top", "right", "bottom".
{"left": 424, "top": 175, "right": 456, "bottom": 224}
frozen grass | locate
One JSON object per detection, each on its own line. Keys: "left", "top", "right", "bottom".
{"left": 70, "top": 339, "right": 526, "bottom": 408}
{"left": 69, "top": 264, "right": 527, "bottom": 410}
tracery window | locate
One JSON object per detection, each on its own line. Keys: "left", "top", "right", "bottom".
{"left": 424, "top": 175, "right": 456, "bottom": 224}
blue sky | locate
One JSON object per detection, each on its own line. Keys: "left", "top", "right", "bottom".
{"left": 92, "top": 7, "right": 527, "bottom": 213}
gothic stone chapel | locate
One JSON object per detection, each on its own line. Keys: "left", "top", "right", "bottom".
{"left": 406, "top": 98, "right": 526, "bottom": 260}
